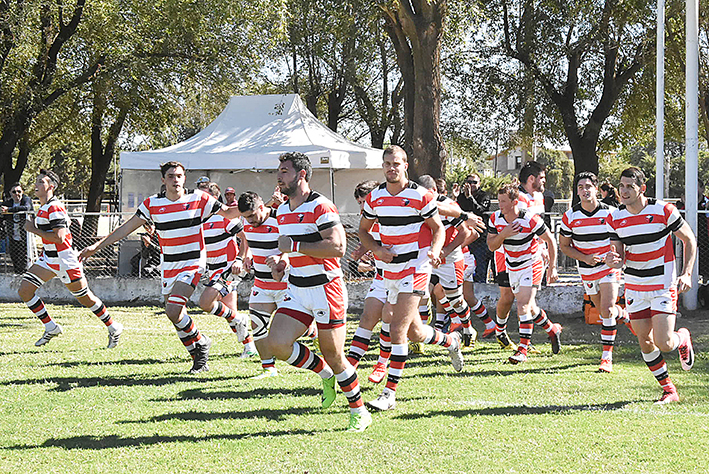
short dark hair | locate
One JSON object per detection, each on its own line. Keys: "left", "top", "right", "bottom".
{"left": 435, "top": 178, "right": 447, "bottom": 194}
{"left": 498, "top": 182, "right": 519, "bottom": 200}
{"left": 575, "top": 171, "right": 598, "bottom": 187}
{"left": 38, "top": 169, "right": 60, "bottom": 189}
{"left": 519, "top": 161, "right": 545, "bottom": 184}
{"left": 620, "top": 167, "right": 646, "bottom": 187}
{"left": 237, "top": 191, "right": 263, "bottom": 213}
{"left": 383, "top": 145, "right": 407, "bottom": 162}
{"left": 418, "top": 175, "right": 436, "bottom": 191}
{"left": 279, "top": 152, "right": 312, "bottom": 182}
{"left": 354, "top": 180, "right": 379, "bottom": 199}
{"left": 160, "top": 161, "right": 185, "bottom": 177}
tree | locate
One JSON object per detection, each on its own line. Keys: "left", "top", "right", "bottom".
{"left": 380, "top": 0, "right": 447, "bottom": 180}
{"left": 474, "top": 0, "right": 655, "bottom": 176}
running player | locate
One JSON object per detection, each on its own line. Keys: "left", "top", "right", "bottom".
{"left": 360, "top": 145, "right": 464, "bottom": 412}
{"left": 346, "top": 180, "right": 392, "bottom": 384}
{"left": 559, "top": 172, "right": 632, "bottom": 373}
{"left": 605, "top": 167, "right": 695, "bottom": 404}
{"left": 198, "top": 182, "right": 255, "bottom": 357}
{"left": 494, "top": 162, "right": 548, "bottom": 351}
{"left": 80, "top": 161, "right": 247, "bottom": 373}
{"left": 19, "top": 169, "right": 123, "bottom": 348}
{"left": 418, "top": 175, "right": 478, "bottom": 346}
{"left": 261, "top": 152, "right": 372, "bottom": 432}
{"left": 238, "top": 190, "right": 289, "bottom": 379}
{"left": 487, "top": 182, "right": 561, "bottom": 364}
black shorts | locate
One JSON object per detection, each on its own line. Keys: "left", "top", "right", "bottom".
{"left": 496, "top": 271, "right": 510, "bottom": 288}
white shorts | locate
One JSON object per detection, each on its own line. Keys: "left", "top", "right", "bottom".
{"left": 35, "top": 251, "right": 84, "bottom": 285}
{"left": 249, "top": 286, "right": 286, "bottom": 305}
{"left": 508, "top": 259, "right": 544, "bottom": 295}
{"left": 162, "top": 266, "right": 204, "bottom": 295}
{"left": 463, "top": 252, "right": 476, "bottom": 283}
{"left": 432, "top": 258, "right": 465, "bottom": 290}
{"left": 279, "top": 278, "right": 348, "bottom": 328}
{"left": 366, "top": 277, "right": 387, "bottom": 304}
{"left": 581, "top": 270, "right": 621, "bottom": 296}
{"left": 384, "top": 272, "right": 430, "bottom": 305}
{"left": 625, "top": 287, "right": 677, "bottom": 316}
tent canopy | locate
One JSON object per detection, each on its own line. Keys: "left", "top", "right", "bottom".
{"left": 121, "top": 94, "right": 383, "bottom": 171}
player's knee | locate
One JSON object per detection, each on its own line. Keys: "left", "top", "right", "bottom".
{"left": 18, "top": 283, "right": 34, "bottom": 302}
{"left": 654, "top": 336, "right": 675, "bottom": 353}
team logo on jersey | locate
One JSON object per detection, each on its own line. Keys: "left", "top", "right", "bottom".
{"left": 209, "top": 223, "right": 215, "bottom": 228}
{"left": 184, "top": 204, "right": 191, "bottom": 210}
{"left": 402, "top": 198, "right": 410, "bottom": 206}
{"left": 267, "top": 226, "right": 273, "bottom": 232}
{"left": 620, "top": 220, "right": 627, "bottom": 226}
{"left": 159, "top": 207, "right": 166, "bottom": 213}
{"left": 587, "top": 283, "right": 593, "bottom": 288}
{"left": 252, "top": 290, "right": 259, "bottom": 296}
{"left": 627, "top": 297, "right": 634, "bottom": 305}
{"left": 298, "top": 214, "right": 305, "bottom": 222}
{"left": 599, "top": 218, "right": 605, "bottom": 224}
{"left": 279, "top": 216, "right": 285, "bottom": 223}
{"left": 283, "top": 295, "right": 291, "bottom": 301}
{"left": 315, "top": 310, "right": 327, "bottom": 318}
{"left": 646, "top": 216, "right": 654, "bottom": 223}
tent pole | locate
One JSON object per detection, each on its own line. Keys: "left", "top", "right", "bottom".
{"left": 330, "top": 167, "right": 335, "bottom": 204}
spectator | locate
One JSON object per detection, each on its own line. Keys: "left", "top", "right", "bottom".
{"left": 224, "top": 187, "right": 237, "bottom": 206}
{"left": 2, "top": 182, "right": 33, "bottom": 273}
{"left": 456, "top": 173, "right": 491, "bottom": 282}
{"left": 130, "top": 222, "right": 160, "bottom": 277}
{"left": 600, "top": 181, "right": 619, "bottom": 207}
{"left": 698, "top": 180, "right": 709, "bottom": 281}
{"left": 434, "top": 178, "right": 447, "bottom": 196}
{"left": 195, "top": 176, "right": 210, "bottom": 192}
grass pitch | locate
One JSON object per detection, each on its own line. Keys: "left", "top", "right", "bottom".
{"left": 1, "top": 302, "right": 708, "bottom": 474}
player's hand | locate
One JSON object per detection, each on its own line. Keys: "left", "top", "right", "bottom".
{"left": 350, "top": 243, "right": 368, "bottom": 261}
{"left": 24, "top": 220, "right": 38, "bottom": 233}
{"left": 451, "top": 183, "right": 460, "bottom": 198}
{"left": 501, "top": 221, "right": 521, "bottom": 237}
{"left": 428, "top": 250, "right": 442, "bottom": 268}
{"left": 278, "top": 235, "right": 294, "bottom": 253}
{"left": 231, "top": 259, "right": 245, "bottom": 276}
{"left": 604, "top": 251, "right": 622, "bottom": 268}
{"left": 584, "top": 253, "right": 602, "bottom": 266}
{"left": 373, "top": 245, "right": 396, "bottom": 263}
{"left": 271, "top": 260, "right": 287, "bottom": 281}
{"left": 271, "top": 187, "right": 286, "bottom": 207}
{"left": 79, "top": 244, "right": 98, "bottom": 262}
{"left": 243, "top": 256, "right": 253, "bottom": 272}
{"left": 466, "top": 214, "right": 485, "bottom": 233}
{"left": 547, "top": 266, "right": 559, "bottom": 284}
{"left": 677, "top": 274, "right": 692, "bottom": 294}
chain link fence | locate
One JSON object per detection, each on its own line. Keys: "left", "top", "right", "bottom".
{"left": 1, "top": 207, "right": 706, "bottom": 287}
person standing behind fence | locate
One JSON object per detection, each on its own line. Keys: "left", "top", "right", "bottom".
{"left": 18, "top": 169, "right": 123, "bottom": 348}
{"left": 456, "top": 173, "right": 492, "bottom": 283}
{"left": 605, "top": 167, "right": 696, "bottom": 404}
{"left": 2, "top": 182, "right": 33, "bottom": 273}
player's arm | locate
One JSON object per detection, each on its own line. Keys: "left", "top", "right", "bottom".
{"left": 358, "top": 215, "right": 395, "bottom": 262}
{"left": 487, "top": 221, "right": 520, "bottom": 251}
{"left": 441, "top": 222, "right": 471, "bottom": 261}
{"left": 425, "top": 212, "right": 445, "bottom": 266}
{"left": 278, "top": 223, "right": 346, "bottom": 258}
{"left": 605, "top": 239, "right": 625, "bottom": 269}
{"left": 24, "top": 221, "right": 68, "bottom": 244}
{"left": 80, "top": 214, "right": 147, "bottom": 261}
{"left": 437, "top": 199, "right": 485, "bottom": 234}
{"left": 674, "top": 221, "right": 697, "bottom": 293}
{"left": 216, "top": 204, "right": 242, "bottom": 220}
{"left": 539, "top": 227, "right": 558, "bottom": 283}
{"left": 558, "top": 235, "right": 599, "bottom": 266}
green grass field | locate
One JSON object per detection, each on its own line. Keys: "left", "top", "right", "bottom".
{"left": 1, "top": 302, "right": 708, "bottom": 474}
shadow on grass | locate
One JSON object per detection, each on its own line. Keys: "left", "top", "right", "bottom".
{"left": 119, "top": 406, "right": 319, "bottom": 423}
{"left": 0, "top": 374, "right": 246, "bottom": 392}
{"left": 47, "top": 358, "right": 178, "bottom": 368}
{"left": 155, "top": 386, "right": 323, "bottom": 401}
{"left": 394, "top": 400, "right": 640, "bottom": 419}
{"left": 4, "top": 428, "right": 319, "bottom": 451}
{"left": 410, "top": 363, "right": 585, "bottom": 378}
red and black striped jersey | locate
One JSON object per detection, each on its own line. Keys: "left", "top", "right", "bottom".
{"left": 560, "top": 202, "right": 616, "bottom": 280}
{"left": 243, "top": 208, "right": 287, "bottom": 290}
{"left": 488, "top": 209, "right": 547, "bottom": 271}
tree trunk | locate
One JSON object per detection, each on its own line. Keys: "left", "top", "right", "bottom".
{"left": 83, "top": 90, "right": 129, "bottom": 238}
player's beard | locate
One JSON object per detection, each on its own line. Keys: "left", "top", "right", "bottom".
{"left": 279, "top": 177, "right": 298, "bottom": 197}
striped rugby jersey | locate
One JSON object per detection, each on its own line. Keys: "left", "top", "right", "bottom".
{"left": 494, "top": 186, "right": 544, "bottom": 273}
{"left": 276, "top": 191, "right": 343, "bottom": 288}
{"left": 203, "top": 214, "right": 244, "bottom": 277}
{"left": 607, "top": 199, "right": 683, "bottom": 291}
{"left": 437, "top": 194, "right": 465, "bottom": 263}
{"left": 136, "top": 189, "right": 222, "bottom": 280}
{"left": 488, "top": 209, "right": 547, "bottom": 271}
{"left": 362, "top": 181, "right": 438, "bottom": 279}
{"left": 559, "top": 202, "right": 616, "bottom": 281}
{"left": 35, "top": 196, "right": 73, "bottom": 256}
{"left": 367, "top": 221, "right": 385, "bottom": 280}
{"left": 243, "top": 208, "right": 287, "bottom": 290}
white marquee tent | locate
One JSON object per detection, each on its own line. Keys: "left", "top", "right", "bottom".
{"left": 120, "top": 94, "right": 384, "bottom": 214}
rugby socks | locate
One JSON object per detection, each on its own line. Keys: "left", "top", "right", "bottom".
{"left": 173, "top": 313, "right": 203, "bottom": 353}
{"left": 347, "top": 327, "right": 372, "bottom": 368}
{"left": 378, "top": 322, "right": 392, "bottom": 366}
{"left": 261, "top": 357, "right": 276, "bottom": 370}
{"left": 600, "top": 313, "right": 617, "bottom": 361}
{"left": 335, "top": 364, "right": 364, "bottom": 409}
{"left": 210, "top": 301, "right": 240, "bottom": 332}
{"left": 25, "top": 295, "right": 56, "bottom": 330}
{"left": 286, "top": 342, "right": 333, "bottom": 379}
{"left": 533, "top": 308, "right": 555, "bottom": 335}
{"left": 643, "top": 349, "right": 676, "bottom": 392}
{"left": 422, "top": 325, "right": 454, "bottom": 348}
{"left": 385, "top": 343, "right": 408, "bottom": 392}
{"left": 419, "top": 300, "right": 431, "bottom": 324}
{"left": 471, "top": 300, "right": 494, "bottom": 331}
{"left": 435, "top": 312, "right": 447, "bottom": 330}
{"left": 518, "top": 313, "right": 533, "bottom": 353}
